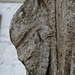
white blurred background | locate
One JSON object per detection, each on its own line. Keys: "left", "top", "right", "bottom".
{"left": 0, "top": 3, "right": 26, "bottom": 75}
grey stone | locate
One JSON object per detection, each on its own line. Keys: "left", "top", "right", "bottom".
{"left": 10, "top": 0, "right": 75, "bottom": 75}
{"left": 10, "top": 0, "right": 54, "bottom": 75}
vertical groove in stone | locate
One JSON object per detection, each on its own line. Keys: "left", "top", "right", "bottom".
{"left": 55, "top": 0, "right": 58, "bottom": 74}
{"left": 56, "top": 0, "right": 68, "bottom": 75}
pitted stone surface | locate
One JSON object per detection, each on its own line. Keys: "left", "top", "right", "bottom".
{"left": 10, "top": 0, "right": 75, "bottom": 75}
{"left": 10, "top": 0, "right": 54, "bottom": 75}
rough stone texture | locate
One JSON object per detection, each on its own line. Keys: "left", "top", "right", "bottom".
{"left": 10, "top": 0, "right": 75, "bottom": 75}
{"left": 10, "top": 0, "right": 55, "bottom": 75}
{"left": 56, "top": 0, "right": 75, "bottom": 75}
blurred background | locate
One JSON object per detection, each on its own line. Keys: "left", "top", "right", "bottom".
{"left": 0, "top": 2, "right": 26, "bottom": 75}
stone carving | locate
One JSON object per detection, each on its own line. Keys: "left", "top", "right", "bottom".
{"left": 9, "top": 0, "right": 75, "bottom": 75}
{"left": 9, "top": 0, "right": 55, "bottom": 75}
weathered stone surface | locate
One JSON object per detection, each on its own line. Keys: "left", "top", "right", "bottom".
{"left": 10, "top": 0, "right": 56, "bottom": 75}
{"left": 9, "top": 0, "right": 75, "bottom": 75}
{"left": 56, "top": 0, "right": 75, "bottom": 75}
